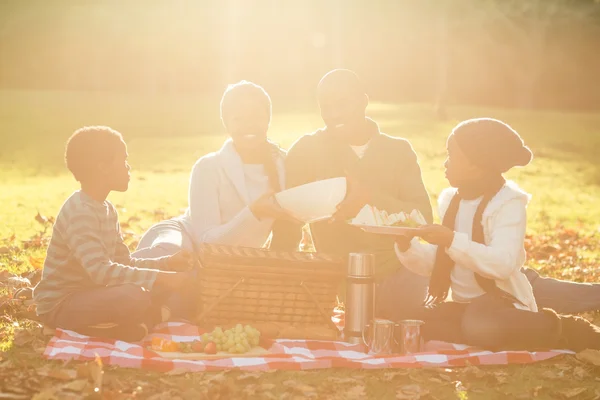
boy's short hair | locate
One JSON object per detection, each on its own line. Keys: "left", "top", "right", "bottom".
{"left": 65, "top": 126, "right": 124, "bottom": 182}
{"left": 220, "top": 80, "right": 272, "bottom": 125}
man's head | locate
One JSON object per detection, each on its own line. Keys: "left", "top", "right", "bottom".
{"left": 65, "top": 126, "right": 131, "bottom": 192}
{"left": 220, "top": 80, "right": 272, "bottom": 153}
{"left": 317, "top": 69, "right": 368, "bottom": 129}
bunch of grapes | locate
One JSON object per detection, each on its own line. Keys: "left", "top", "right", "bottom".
{"left": 201, "top": 324, "right": 261, "bottom": 354}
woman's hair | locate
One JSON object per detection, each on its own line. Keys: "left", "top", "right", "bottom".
{"left": 220, "top": 80, "right": 272, "bottom": 127}
{"left": 219, "top": 81, "right": 281, "bottom": 192}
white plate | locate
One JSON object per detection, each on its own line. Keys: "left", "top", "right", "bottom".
{"left": 350, "top": 223, "right": 420, "bottom": 236}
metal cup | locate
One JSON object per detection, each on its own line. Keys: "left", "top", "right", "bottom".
{"left": 395, "top": 319, "right": 424, "bottom": 354}
{"left": 362, "top": 318, "right": 395, "bottom": 355}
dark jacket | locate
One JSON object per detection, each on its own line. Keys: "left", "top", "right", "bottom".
{"left": 271, "top": 119, "right": 433, "bottom": 277}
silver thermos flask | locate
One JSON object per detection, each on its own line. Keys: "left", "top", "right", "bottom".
{"left": 344, "top": 253, "right": 375, "bottom": 344}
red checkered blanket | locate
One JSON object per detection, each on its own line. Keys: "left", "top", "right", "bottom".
{"left": 44, "top": 322, "right": 572, "bottom": 371}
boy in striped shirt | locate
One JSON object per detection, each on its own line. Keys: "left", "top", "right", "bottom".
{"left": 34, "top": 126, "right": 195, "bottom": 341}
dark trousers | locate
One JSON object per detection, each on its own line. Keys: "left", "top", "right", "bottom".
{"left": 41, "top": 281, "right": 197, "bottom": 338}
{"left": 421, "top": 294, "right": 561, "bottom": 351}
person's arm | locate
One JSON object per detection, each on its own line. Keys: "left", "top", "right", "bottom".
{"left": 113, "top": 220, "right": 170, "bottom": 270}
{"left": 394, "top": 238, "right": 437, "bottom": 277}
{"left": 270, "top": 136, "right": 315, "bottom": 251}
{"left": 367, "top": 140, "right": 433, "bottom": 223}
{"left": 66, "top": 207, "right": 159, "bottom": 289}
{"left": 446, "top": 198, "right": 527, "bottom": 281}
{"left": 188, "top": 157, "right": 270, "bottom": 246}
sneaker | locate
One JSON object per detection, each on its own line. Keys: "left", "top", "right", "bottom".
{"left": 559, "top": 315, "right": 600, "bottom": 352}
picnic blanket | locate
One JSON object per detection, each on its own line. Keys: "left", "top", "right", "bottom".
{"left": 44, "top": 322, "right": 572, "bottom": 372}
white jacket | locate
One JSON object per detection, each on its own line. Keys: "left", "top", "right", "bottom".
{"left": 179, "top": 139, "right": 285, "bottom": 248}
{"left": 395, "top": 181, "right": 538, "bottom": 312}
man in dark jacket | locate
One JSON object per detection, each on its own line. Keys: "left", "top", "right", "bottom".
{"left": 271, "top": 69, "right": 432, "bottom": 320}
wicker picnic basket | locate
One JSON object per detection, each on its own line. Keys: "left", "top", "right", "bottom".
{"left": 195, "top": 244, "right": 346, "bottom": 333}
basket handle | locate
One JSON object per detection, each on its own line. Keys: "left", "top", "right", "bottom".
{"left": 195, "top": 277, "right": 246, "bottom": 324}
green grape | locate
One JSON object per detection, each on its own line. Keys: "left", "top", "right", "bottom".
{"left": 216, "top": 344, "right": 222, "bottom": 352}
{"left": 201, "top": 333, "right": 210, "bottom": 342}
{"left": 234, "top": 337, "right": 241, "bottom": 344}
{"left": 235, "top": 343, "right": 245, "bottom": 353}
{"left": 228, "top": 346, "right": 237, "bottom": 353}
{"left": 240, "top": 332, "right": 248, "bottom": 339}
{"left": 213, "top": 327, "right": 223, "bottom": 336}
{"left": 241, "top": 339, "right": 250, "bottom": 349}
{"left": 225, "top": 339, "right": 235, "bottom": 349}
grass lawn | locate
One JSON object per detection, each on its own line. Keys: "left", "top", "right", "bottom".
{"left": 1, "top": 90, "right": 600, "bottom": 399}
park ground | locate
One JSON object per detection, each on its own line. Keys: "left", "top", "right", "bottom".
{"left": 0, "top": 90, "right": 599, "bottom": 399}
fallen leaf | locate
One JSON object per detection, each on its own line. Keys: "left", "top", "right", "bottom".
{"left": 28, "top": 256, "right": 44, "bottom": 270}
{"left": 237, "top": 371, "right": 263, "bottom": 380}
{"left": 61, "top": 380, "right": 88, "bottom": 392}
{"left": 242, "top": 384, "right": 258, "bottom": 396}
{"left": 532, "top": 386, "right": 543, "bottom": 397}
{"left": 438, "top": 373, "right": 452, "bottom": 382}
{"left": 559, "top": 388, "right": 587, "bottom": 399}
{"left": 577, "top": 349, "right": 600, "bottom": 366}
{"left": 396, "top": 384, "right": 429, "bottom": 400}
{"left": 494, "top": 371, "right": 509, "bottom": 385}
{"left": 0, "top": 394, "right": 29, "bottom": 399}
{"left": 146, "top": 393, "right": 171, "bottom": 400}
{"left": 8, "top": 276, "right": 31, "bottom": 289}
{"left": 35, "top": 213, "right": 49, "bottom": 226}
{"left": 182, "top": 389, "right": 204, "bottom": 400}
{"left": 428, "top": 377, "right": 443, "bottom": 384}
{"left": 541, "top": 370, "right": 558, "bottom": 379}
{"left": 464, "top": 365, "right": 486, "bottom": 379}
{"left": 165, "top": 368, "right": 188, "bottom": 376}
{"left": 345, "top": 385, "right": 367, "bottom": 399}
{"left": 573, "top": 366, "right": 588, "bottom": 379}
{"left": 382, "top": 370, "right": 409, "bottom": 381}
{"left": 31, "top": 387, "right": 59, "bottom": 400}
{"left": 13, "top": 328, "right": 34, "bottom": 346}
{"left": 37, "top": 366, "right": 77, "bottom": 381}
{"left": 259, "top": 383, "right": 276, "bottom": 391}
{"left": 326, "top": 377, "right": 361, "bottom": 385}
{"left": 283, "top": 380, "right": 316, "bottom": 396}
{"left": 0, "top": 246, "right": 10, "bottom": 255}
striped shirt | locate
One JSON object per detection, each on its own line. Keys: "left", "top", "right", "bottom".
{"left": 34, "top": 191, "right": 166, "bottom": 316}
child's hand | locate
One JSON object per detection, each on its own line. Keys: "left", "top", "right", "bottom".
{"left": 416, "top": 225, "right": 455, "bottom": 248}
{"left": 165, "top": 250, "right": 196, "bottom": 272}
{"left": 155, "top": 271, "right": 192, "bottom": 291}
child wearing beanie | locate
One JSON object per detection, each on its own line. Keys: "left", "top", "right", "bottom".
{"left": 395, "top": 118, "right": 600, "bottom": 352}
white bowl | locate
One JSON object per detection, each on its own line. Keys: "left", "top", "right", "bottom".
{"left": 275, "top": 177, "right": 347, "bottom": 223}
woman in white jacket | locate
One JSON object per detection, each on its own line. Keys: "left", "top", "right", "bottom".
{"left": 395, "top": 118, "right": 600, "bottom": 352}
{"left": 134, "top": 81, "right": 294, "bottom": 258}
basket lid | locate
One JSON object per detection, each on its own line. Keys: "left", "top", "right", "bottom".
{"left": 198, "top": 243, "right": 345, "bottom": 269}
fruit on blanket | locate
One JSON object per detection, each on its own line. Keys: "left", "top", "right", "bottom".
{"left": 191, "top": 340, "right": 204, "bottom": 352}
{"left": 204, "top": 342, "right": 217, "bottom": 354}
{"left": 151, "top": 337, "right": 180, "bottom": 352}
{"left": 200, "top": 325, "right": 262, "bottom": 354}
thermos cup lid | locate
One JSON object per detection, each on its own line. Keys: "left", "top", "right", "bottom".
{"left": 347, "top": 253, "right": 375, "bottom": 276}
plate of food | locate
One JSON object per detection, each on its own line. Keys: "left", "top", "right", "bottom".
{"left": 148, "top": 324, "right": 269, "bottom": 360}
{"left": 349, "top": 205, "right": 426, "bottom": 236}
